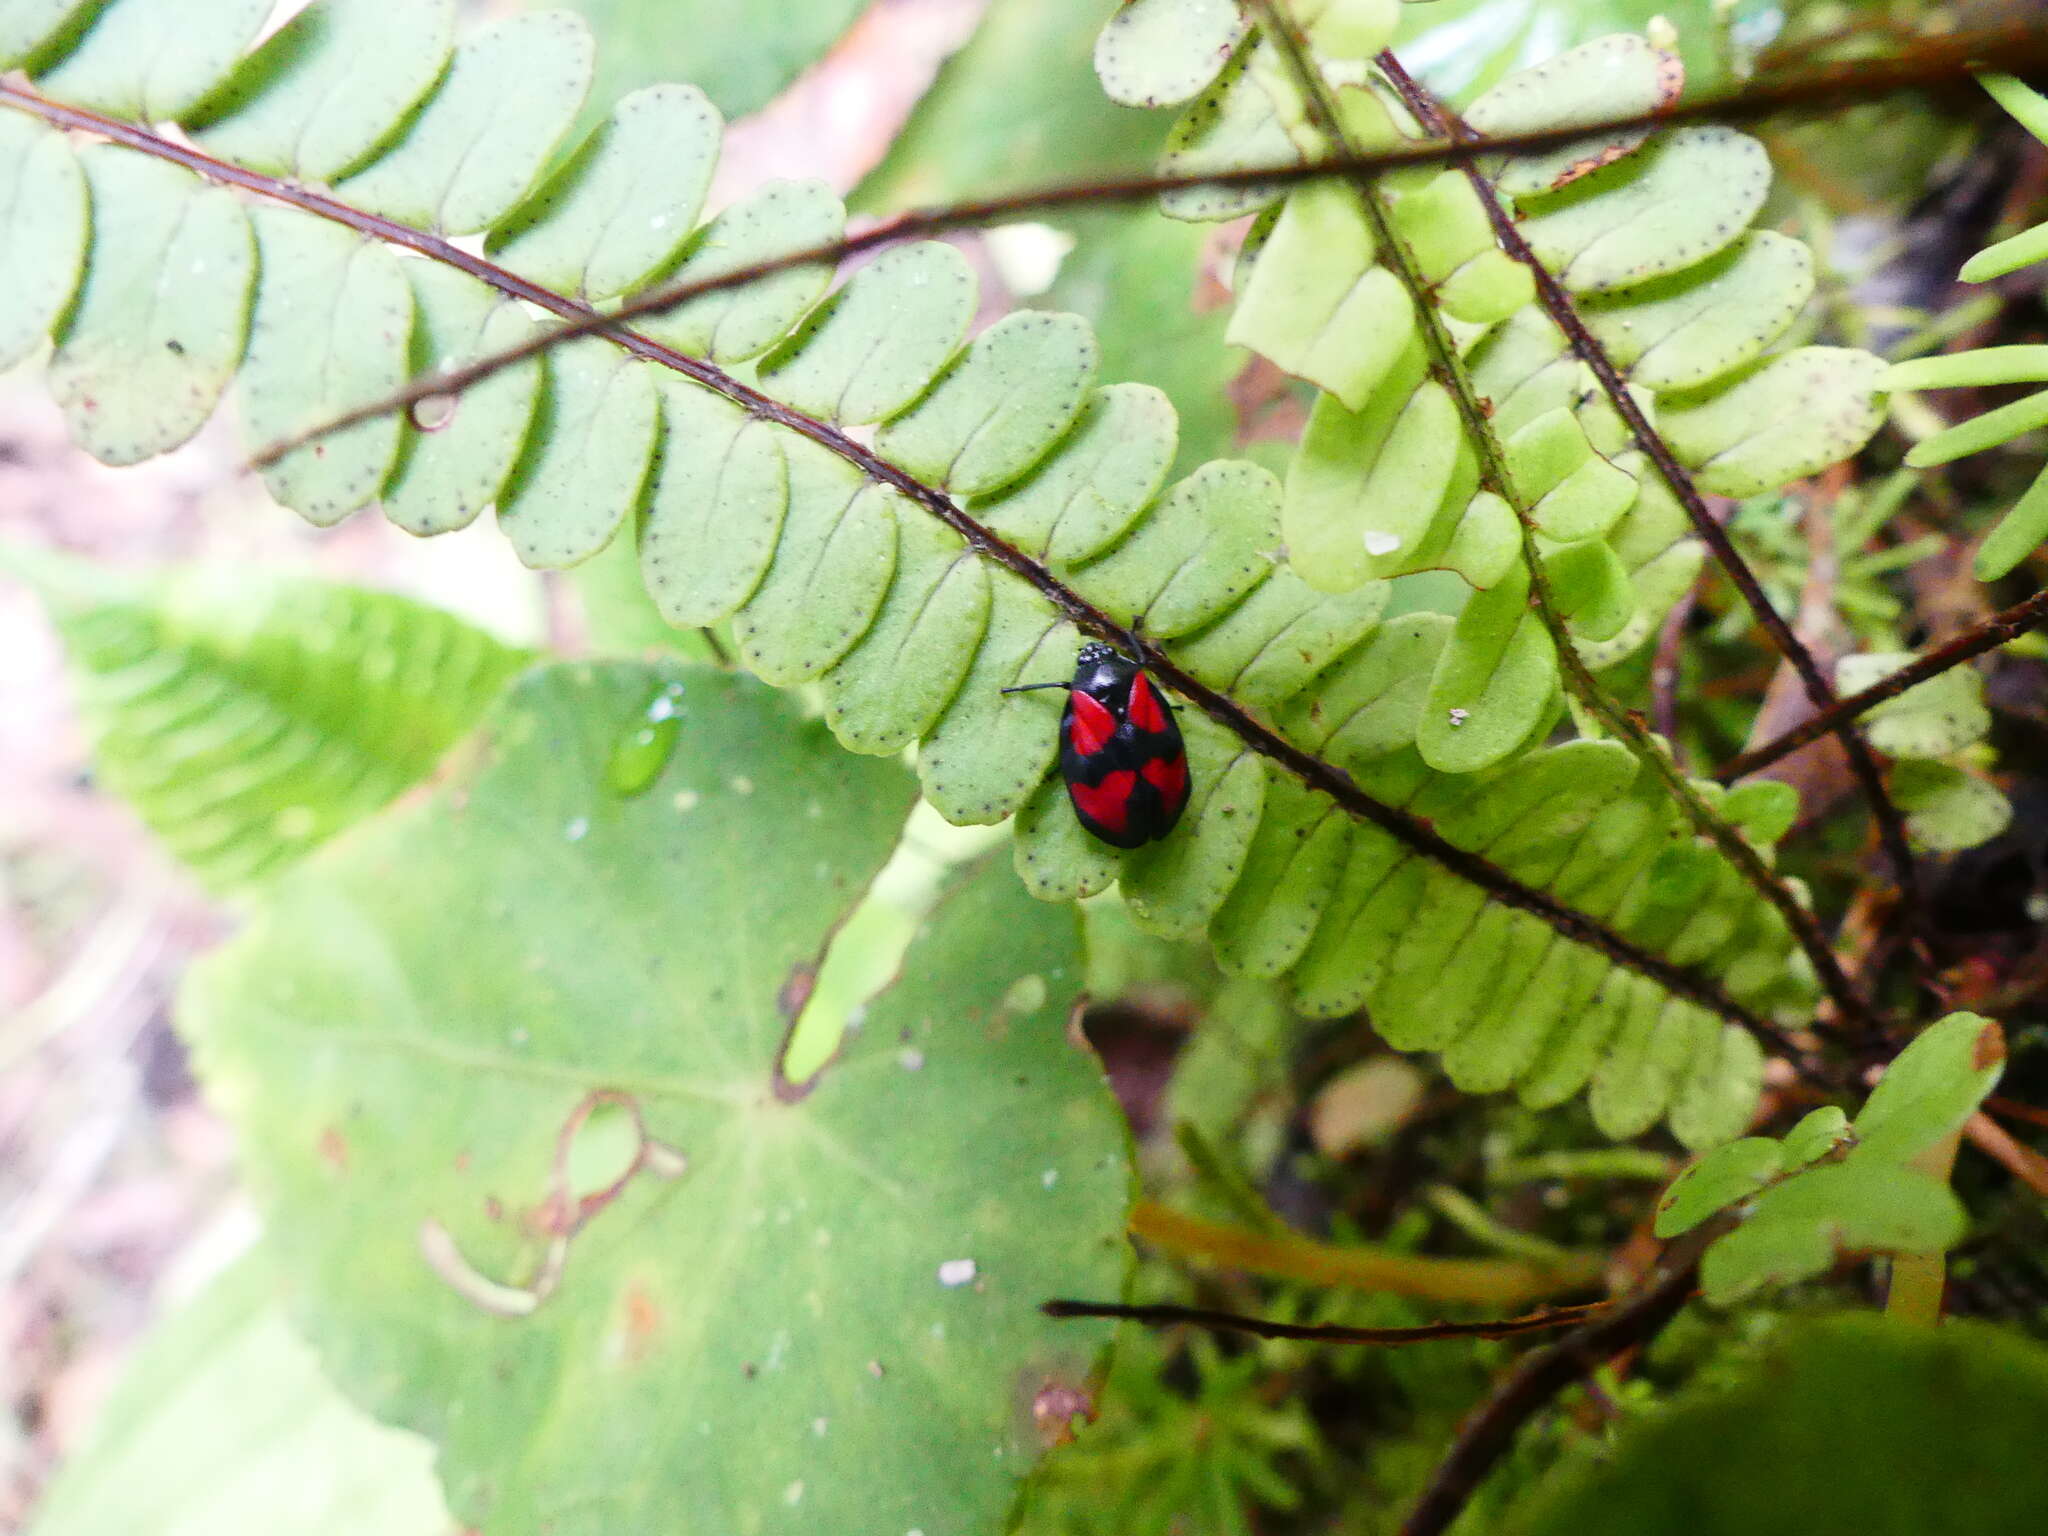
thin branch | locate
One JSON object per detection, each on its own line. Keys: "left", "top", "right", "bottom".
{"left": 1040, "top": 1297, "right": 1609, "bottom": 1345}
{"left": 1399, "top": 1221, "right": 1724, "bottom": 1536}
{"left": 1250, "top": 2, "right": 1873, "bottom": 1033}
{"left": 1376, "top": 51, "right": 1925, "bottom": 928}
{"left": 0, "top": 82, "right": 1789, "bottom": 1041}
{"left": 0, "top": 26, "right": 2034, "bottom": 465}
{"left": 1717, "top": 584, "right": 2048, "bottom": 779}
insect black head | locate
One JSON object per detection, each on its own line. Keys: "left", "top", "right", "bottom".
{"left": 1075, "top": 641, "right": 1118, "bottom": 667}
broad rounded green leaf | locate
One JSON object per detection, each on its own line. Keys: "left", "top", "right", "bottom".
{"left": 636, "top": 177, "right": 843, "bottom": 364}
{"left": 28, "top": 1260, "right": 448, "bottom": 1536}
{"left": 1071, "top": 459, "right": 1280, "bottom": 638}
{"left": 47, "top": 146, "right": 253, "bottom": 466}
{"left": 0, "top": 114, "right": 85, "bottom": 370}
{"left": 1545, "top": 538, "right": 1634, "bottom": 642}
{"left": 381, "top": 264, "right": 543, "bottom": 537}
{"left": 877, "top": 310, "right": 1099, "bottom": 498}
{"left": 1892, "top": 759, "right": 2013, "bottom": 854}
{"left": 490, "top": 83, "right": 721, "bottom": 302}
{"left": 733, "top": 446, "right": 898, "bottom": 687}
{"left": 1835, "top": 651, "right": 1989, "bottom": 760}
{"left": 1093, "top": 0, "right": 1245, "bottom": 109}
{"left": 1516, "top": 126, "right": 1768, "bottom": 294}
{"left": 495, "top": 338, "right": 659, "bottom": 568}
{"left": 1582, "top": 231, "right": 1813, "bottom": 391}
{"left": 1121, "top": 719, "right": 1267, "bottom": 939}
{"left": 822, "top": 515, "right": 989, "bottom": 755}
{"left": 1667, "top": 1022, "right": 1765, "bottom": 1151}
{"left": 15, "top": 550, "right": 530, "bottom": 893}
{"left": 189, "top": 0, "right": 456, "bottom": 182}
{"left": 1509, "top": 406, "right": 1638, "bottom": 543}
{"left": 1467, "top": 34, "right": 1681, "bottom": 197}
{"left": 639, "top": 382, "right": 789, "bottom": 628}
{"left": 1659, "top": 347, "right": 1887, "bottom": 497}
{"left": 29, "top": 0, "right": 270, "bottom": 123}
{"left": 759, "top": 241, "right": 979, "bottom": 426}
{"left": 1281, "top": 613, "right": 1453, "bottom": 772}
{"left": 976, "top": 383, "right": 1178, "bottom": 566}
{"left": 1419, "top": 567, "right": 1560, "bottom": 774}
{"left": 1440, "top": 490, "right": 1523, "bottom": 588}
{"left": 338, "top": 11, "right": 593, "bottom": 236}
{"left": 1700, "top": 1161, "right": 1965, "bottom": 1304}
{"left": 1853, "top": 1010, "right": 2004, "bottom": 1166}
{"left": 1156, "top": 42, "right": 1297, "bottom": 223}
{"left": 180, "top": 663, "right": 1131, "bottom": 1536}
{"left": 240, "top": 207, "right": 412, "bottom": 528}
{"left": 1228, "top": 182, "right": 1414, "bottom": 411}
{"left": 1652, "top": 1135, "right": 1778, "bottom": 1238}
{"left": 1514, "top": 1316, "right": 2048, "bottom": 1536}
{"left": 917, "top": 577, "right": 1074, "bottom": 826}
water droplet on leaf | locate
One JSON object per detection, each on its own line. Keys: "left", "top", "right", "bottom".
{"left": 607, "top": 684, "right": 686, "bottom": 797}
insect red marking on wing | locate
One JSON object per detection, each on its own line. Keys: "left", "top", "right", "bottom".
{"left": 1069, "top": 770, "right": 1136, "bottom": 836}
{"left": 1141, "top": 753, "right": 1187, "bottom": 808}
{"left": 1068, "top": 689, "right": 1118, "bottom": 756}
{"left": 1126, "top": 674, "right": 1169, "bottom": 733}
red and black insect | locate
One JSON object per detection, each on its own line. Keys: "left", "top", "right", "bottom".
{"left": 1003, "top": 642, "right": 1191, "bottom": 849}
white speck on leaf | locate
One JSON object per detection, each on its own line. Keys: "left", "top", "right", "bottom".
{"left": 784, "top": 1481, "right": 804, "bottom": 1506}
{"left": 1362, "top": 530, "right": 1401, "bottom": 556}
{"left": 730, "top": 775, "right": 754, "bottom": 794}
{"left": 899, "top": 1047, "right": 925, "bottom": 1071}
{"left": 673, "top": 789, "right": 699, "bottom": 811}
{"left": 938, "top": 1258, "right": 977, "bottom": 1287}
{"left": 564, "top": 815, "right": 590, "bottom": 841}
{"left": 1042, "top": 1169, "right": 1059, "bottom": 1189}
{"left": 813, "top": 1417, "right": 829, "bottom": 1437}
{"left": 1448, "top": 707, "right": 1470, "bottom": 728}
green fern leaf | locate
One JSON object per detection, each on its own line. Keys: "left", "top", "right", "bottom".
{"left": 0, "top": 111, "right": 84, "bottom": 370}
{"left": 11, "top": 551, "right": 532, "bottom": 894}
{"left": 28, "top": 0, "right": 270, "bottom": 125}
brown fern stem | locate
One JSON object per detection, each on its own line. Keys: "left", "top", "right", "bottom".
{"left": 1247, "top": 4, "right": 1871, "bottom": 1034}
{"left": 0, "top": 79, "right": 1798, "bottom": 1048}
{"left": 1375, "top": 51, "right": 1925, "bottom": 942}
{"left": 1717, "top": 584, "right": 2048, "bottom": 779}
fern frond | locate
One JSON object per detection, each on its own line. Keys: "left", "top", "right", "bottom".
{"left": 0, "top": 0, "right": 1872, "bottom": 1140}
{"left": 5, "top": 548, "right": 531, "bottom": 893}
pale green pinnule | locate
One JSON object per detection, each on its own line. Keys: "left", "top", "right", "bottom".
{"left": 1655, "top": 1137, "right": 1780, "bottom": 1237}
{"left": 381, "top": 264, "right": 542, "bottom": 537}
{"left": 1121, "top": 722, "right": 1267, "bottom": 939}
{"left": 1438, "top": 920, "right": 1570, "bottom": 1092}
{"left": 1780, "top": 1106, "right": 1853, "bottom": 1170}
{"left": 733, "top": 452, "right": 897, "bottom": 686}
{"left": 1544, "top": 538, "right": 1634, "bottom": 642}
{"left": 1520, "top": 968, "right": 1640, "bottom": 1109}
{"left": 1581, "top": 231, "right": 1814, "bottom": 391}
{"left": 635, "top": 177, "right": 843, "bottom": 363}
{"left": 0, "top": 0, "right": 94, "bottom": 66}
{"left": 1156, "top": 40, "right": 1298, "bottom": 222}
{"left": 1169, "top": 568, "right": 1387, "bottom": 711}
{"left": 1371, "top": 871, "right": 1493, "bottom": 1050}
{"left": 821, "top": 514, "right": 989, "bottom": 755}
{"left": 876, "top": 309, "right": 1099, "bottom": 497}
{"left": 1012, "top": 770, "right": 1121, "bottom": 903}
{"left": 1279, "top": 612, "right": 1452, "bottom": 772}
{"left": 1515, "top": 126, "right": 1770, "bottom": 294}
{"left": 186, "top": 0, "right": 456, "bottom": 183}
{"left": 1419, "top": 565, "right": 1558, "bottom": 774}
{"left": 488, "top": 83, "right": 720, "bottom": 302}
{"left": 239, "top": 207, "right": 411, "bottom": 527}
{"left": 1668, "top": 1023, "right": 1766, "bottom": 1149}
{"left": 1437, "top": 740, "right": 1636, "bottom": 864}
{"left": 1906, "top": 385, "right": 2048, "bottom": 467}
{"left": 0, "top": 115, "right": 85, "bottom": 370}
{"left": 337, "top": 12, "right": 592, "bottom": 236}
{"left": 1291, "top": 837, "right": 1422, "bottom": 1016}
{"left": 1466, "top": 33, "right": 1680, "bottom": 197}
{"left": 1439, "top": 491, "right": 1522, "bottom": 588}
{"left": 1885, "top": 345, "right": 2048, "bottom": 391}
{"left": 1658, "top": 347, "right": 1888, "bottom": 496}
{"left": 494, "top": 337, "right": 658, "bottom": 567}
{"left": 1975, "top": 462, "right": 2048, "bottom": 581}
{"left": 48, "top": 147, "right": 253, "bottom": 466}
{"left": 757, "top": 240, "right": 977, "bottom": 425}
{"left": 974, "top": 383, "right": 1178, "bottom": 565}
{"left": 639, "top": 383, "right": 788, "bottom": 628}
{"left": 1855, "top": 1010, "right": 2005, "bottom": 1162}
{"left": 1093, "top": 0, "right": 1246, "bottom": 109}
{"left": 1835, "top": 651, "right": 1990, "bottom": 760}
{"left": 1387, "top": 169, "right": 1529, "bottom": 320}
{"left": 1960, "top": 219, "right": 2048, "bottom": 283}
{"left": 1069, "top": 458, "right": 1280, "bottom": 637}
{"left": 1701, "top": 1161, "right": 1963, "bottom": 1303}
{"left": 28, "top": 0, "right": 270, "bottom": 124}
{"left": 1290, "top": 0, "right": 1399, "bottom": 60}
{"left": 1209, "top": 775, "right": 1353, "bottom": 978}
{"left": 1591, "top": 990, "right": 1698, "bottom": 1139}
{"left": 1228, "top": 180, "right": 1416, "bottom": 410}
{"left": 915, "top": 577, "right": 1075, "bottom": 825}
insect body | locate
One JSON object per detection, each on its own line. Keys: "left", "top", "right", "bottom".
{"left": 1003, "top": 642, "right": 1191, "bottom": 849}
